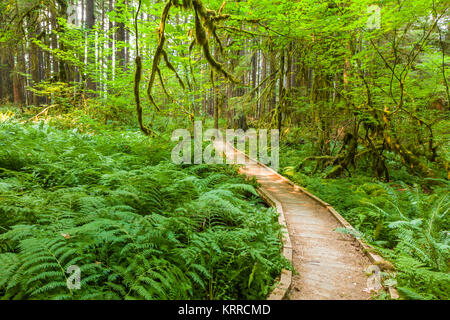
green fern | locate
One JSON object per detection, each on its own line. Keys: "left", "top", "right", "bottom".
{"left": 0, "top": 122, "right": 289, "bottom": 300}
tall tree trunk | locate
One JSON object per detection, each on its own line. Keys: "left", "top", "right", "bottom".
{"left": 30, "top": 17, "right": 40, "bottom": 106}
{"left": 108, "top": 0, "right": 114, "bottom": 91}
{"left": 278, "top": 50, "right": 285, "bottom": 133}
{"left": 57, "top": 0, "right": 70, "bottom": 83}
{"left": 269, "top": 49, "right": 277, "bottom": 113}
{"left": 124, "top": 0, "right": 129, "bottom": 66}
{"left": 86, "top": 0, "right": 96, "bottom": 94}
{"left": 100, "top": 0, "right": 105, "bottom": 95}
{"left": 0, "top": 45, "right": 5, "bottom": 101}
{"left": 15, "top": 44, "right": 26, "bottom": 110}
{"left": 12, "top": 47, "right": 23, "bottom": 109}
{"left": 259, "top": 51, "right": 266, "bottom": 120}
{"left": 115, "top": 0, "right": 126, "bottom": 72}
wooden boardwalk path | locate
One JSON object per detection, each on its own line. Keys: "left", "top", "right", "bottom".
{"left": 214, "top": 140, "right": 373, "bottom": 300}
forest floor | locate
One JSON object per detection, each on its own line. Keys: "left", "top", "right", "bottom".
{"left": 214, "top": 139, "right": 373, "bottom": 300}
{"left": 0, "top": 106, "right": 448, "bottom": 300}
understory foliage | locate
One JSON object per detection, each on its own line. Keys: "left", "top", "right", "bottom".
{"left": 279, "top": 134, "right": 449, "bottom": 300}
{"left": 0, "top": 0, "right": 448, "bottom": 302}
{"left": 0, "top": 122, "right": 288, "bottom": 300}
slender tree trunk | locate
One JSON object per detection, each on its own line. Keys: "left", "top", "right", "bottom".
{"left": 86, "top": 0, "right": 96, "bottom": 94}
{"left": 16, "top": 44, "right": 26, "bottom": 110}
{"left": 0, "top": 45, "right": 5, "bottom": 101}
{"left": 269, "top": 49, "right": 277, "bottom": 113}
{"left": 12, "top": 46, "right": 23, "bottom": 110}
{"left": 124, "top": 0, "right": 129, "bottom": 66}
{"left": 30, "top": 17, "right": 40, "bottom": 106}
{"left": 100, "top": 0, "right": 105, "bottom": 95}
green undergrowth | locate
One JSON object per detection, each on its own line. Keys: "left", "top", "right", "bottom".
{"left": 0, "top": 121, "right": 289, "bottom": 300}
{"left": 279, "top": 136, "right": 449, "bottom": 300}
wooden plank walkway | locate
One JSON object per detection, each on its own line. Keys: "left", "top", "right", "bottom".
{"left": 214, "top": 140, "right": 372, "bottom": 300}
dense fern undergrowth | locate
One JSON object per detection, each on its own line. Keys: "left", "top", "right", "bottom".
{"left": 279, "top": 133, "right": 449, "bottom": 300}
{"left": 0, "top": 120, "right": 288, "bottom": 300}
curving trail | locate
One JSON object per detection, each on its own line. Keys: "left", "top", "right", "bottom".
{"left": 214, "top": 140, "right": 372, "bottom": 300}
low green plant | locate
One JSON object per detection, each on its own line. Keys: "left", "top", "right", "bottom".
{"left": 0, "top": 122, "right": 288, "bottom": 300}
{"left": 278, "top": 135, "right": 449, "bottom": 300}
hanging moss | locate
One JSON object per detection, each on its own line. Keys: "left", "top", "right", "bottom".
{"left": 135, "top": 56, "right": 153, "bottom": 136}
